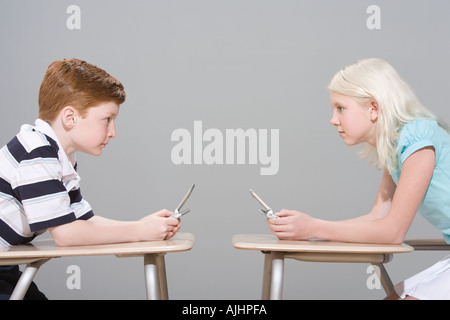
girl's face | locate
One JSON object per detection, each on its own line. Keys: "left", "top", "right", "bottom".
{"left": 330, "top": 91, "right": 378, "bottom": 147}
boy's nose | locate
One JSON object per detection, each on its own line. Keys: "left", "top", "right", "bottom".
{"left": 108, "top": 121, "right": 116, "bottom": 138}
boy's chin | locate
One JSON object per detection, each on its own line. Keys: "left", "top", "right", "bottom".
{"left": 86, "top": 149, "right": 104, "bottom": 157}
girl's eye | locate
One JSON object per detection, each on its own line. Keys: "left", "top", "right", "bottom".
{"left": 337, "top": 106, "right": 344, "bottom": 112}
{"left": 104, "top": 118, "right": 111, "bottom": 124}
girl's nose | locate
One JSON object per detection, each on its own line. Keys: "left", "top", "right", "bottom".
{"left": 330, "top": 113, "right": 339, "bottom": 126}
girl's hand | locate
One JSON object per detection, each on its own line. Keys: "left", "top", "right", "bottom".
{"left": 266, "top": 209, "right": 315, "bottom": 240}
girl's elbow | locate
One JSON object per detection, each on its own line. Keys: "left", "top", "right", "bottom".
{"left": 388, "top": 237, "right": 405, "bottom": 245}
{"left": 384, "top": 228, "right": 407, "bottom": 245}
{"left": 376, "top": 216, "right": 409, "bottom": 245}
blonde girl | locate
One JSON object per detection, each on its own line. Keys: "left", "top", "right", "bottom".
{"left": 267, "top": 58, "right": 450, "bottom": 300}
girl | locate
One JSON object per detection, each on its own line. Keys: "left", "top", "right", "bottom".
{"left": 267, "top": 58, "right": 450, "bottom": 300}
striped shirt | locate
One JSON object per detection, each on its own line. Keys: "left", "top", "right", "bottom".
{"left": 0, "top": 119, "right": 94, "bottom": 248}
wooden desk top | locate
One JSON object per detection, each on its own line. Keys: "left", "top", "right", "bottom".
{"left": 0, "top": 233, "right": 195, "bottom": 260}
{"left": 232, "top": 234, "right": 413, "bottom": 254}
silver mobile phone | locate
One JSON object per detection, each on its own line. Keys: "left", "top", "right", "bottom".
{"left": 170, "top": 184, "right": 195, "bottom": 218}
{"left": 249, "top": 189, "right": 279, "bottom": 219}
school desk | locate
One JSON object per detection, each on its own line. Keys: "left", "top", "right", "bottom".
{"left": 0, "top": 232, "right": 195, "bottom": 300}
{"left": 232, "top": 234, "right": 413, "bottom": 299}
{"left": 404, "top": 238, "right": 450, "bottom": 251}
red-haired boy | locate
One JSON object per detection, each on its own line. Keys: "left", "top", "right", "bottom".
{"left": 0, "top": 59, "right": 180, "bottom": 299}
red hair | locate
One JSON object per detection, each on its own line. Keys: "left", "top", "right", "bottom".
{"left": 39, "top": 59, "right": 126, "bottom": 121}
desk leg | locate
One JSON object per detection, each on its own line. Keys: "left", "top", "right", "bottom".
{"left": 372, "top": 263, "right": 395, "bottom": 296}
{"left": 269, "top": 252, "right": 284, "bottom": 300}
{"left": 156, "top": 254, "right": 168, "bottom": 300}
{"left": 144, "top": 254, "right": 161, "bottom": 300}
{"left": 261, "top": 252, "right": 272, "bottom": 299}
{"left": 10, "top": 259, "right": 50, "bottom": 300}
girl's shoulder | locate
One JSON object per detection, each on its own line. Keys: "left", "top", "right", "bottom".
{"left": 396, "top": 119, "right": 449, "bottom": 164}
{"left": 401, "top": 118, "right": 438, "bottom": 133}
{"left": 399, "top": 119, "right": 443, "bottom": 144}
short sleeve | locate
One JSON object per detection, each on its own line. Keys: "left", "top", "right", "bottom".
{"left": 67, "top": 187, "right": 94, "bottom": 221}
{"left": 12, "top": 145, "right": 93, "bottom": 232}
{"left": 397, "top": 119, "right": 440, "bottom": 166}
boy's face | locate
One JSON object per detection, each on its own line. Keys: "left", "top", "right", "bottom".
{"left": 71, "top": 101, "right": 119, "bottom": 156}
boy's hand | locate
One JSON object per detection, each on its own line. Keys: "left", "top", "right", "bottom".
{"left": 139, "top": 209, "right": 180, "bottom": 240}
{"left": 266, "top": 209, "right": 315, "bottom": 240}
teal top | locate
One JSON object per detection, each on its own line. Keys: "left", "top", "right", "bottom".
{"left": 388, "top": 119, "right": 450, "bottom": 244}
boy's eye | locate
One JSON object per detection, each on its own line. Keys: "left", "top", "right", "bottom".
{"left": 104, "top": 118, "right": 111, "bottom": 123}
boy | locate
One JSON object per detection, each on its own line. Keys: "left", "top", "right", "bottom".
{"left": 0, "top": 59, "right": 180, "bottom": 299}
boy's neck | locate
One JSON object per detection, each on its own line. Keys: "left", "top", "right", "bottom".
{"left": 47, "top": 119, "right": 77, "bottom": 157}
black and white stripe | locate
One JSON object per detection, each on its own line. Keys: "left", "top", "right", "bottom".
{"left": 0, "top": 120, "right": 93, "bottom": 247}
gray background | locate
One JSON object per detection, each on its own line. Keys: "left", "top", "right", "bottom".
{"left": 0, "top": 0, "right": 449, "bottom": 299}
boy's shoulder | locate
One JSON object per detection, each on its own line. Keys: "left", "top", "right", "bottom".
{"left": 3, "top": 123, "right": 60, "bottom": 166}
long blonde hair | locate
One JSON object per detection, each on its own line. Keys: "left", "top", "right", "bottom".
{"left": 328, "top": 58, "right": 447, "bottom": 171}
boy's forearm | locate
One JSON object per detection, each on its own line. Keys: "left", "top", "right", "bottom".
{"left": 49, "top": 219, "right": 142, "bottom": 246}
{"left": 88, "top": 215, "right": 126, "bottom": 225}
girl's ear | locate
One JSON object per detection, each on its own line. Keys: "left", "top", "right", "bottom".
{"left": 369, "top": 99, "right": 379, "bottom": 122}
{"left": 61, "top": 106, "right": 78, "bottom": 130}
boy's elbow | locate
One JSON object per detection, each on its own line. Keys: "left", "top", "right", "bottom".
{"left": 49, "top": 230, "right": 66, "bottom": 247}
{"left": 53, "top": 238, "right": 68, "bottom": 247}
{"left": 49, "top": 226, "right": 74, "bottom": 247}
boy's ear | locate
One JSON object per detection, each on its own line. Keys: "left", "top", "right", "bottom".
{"left": 369, "top": 99, "right": 379, "bottom": 122}
{"left": 61, "top": 106, "right": 78, "bottom": 129}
